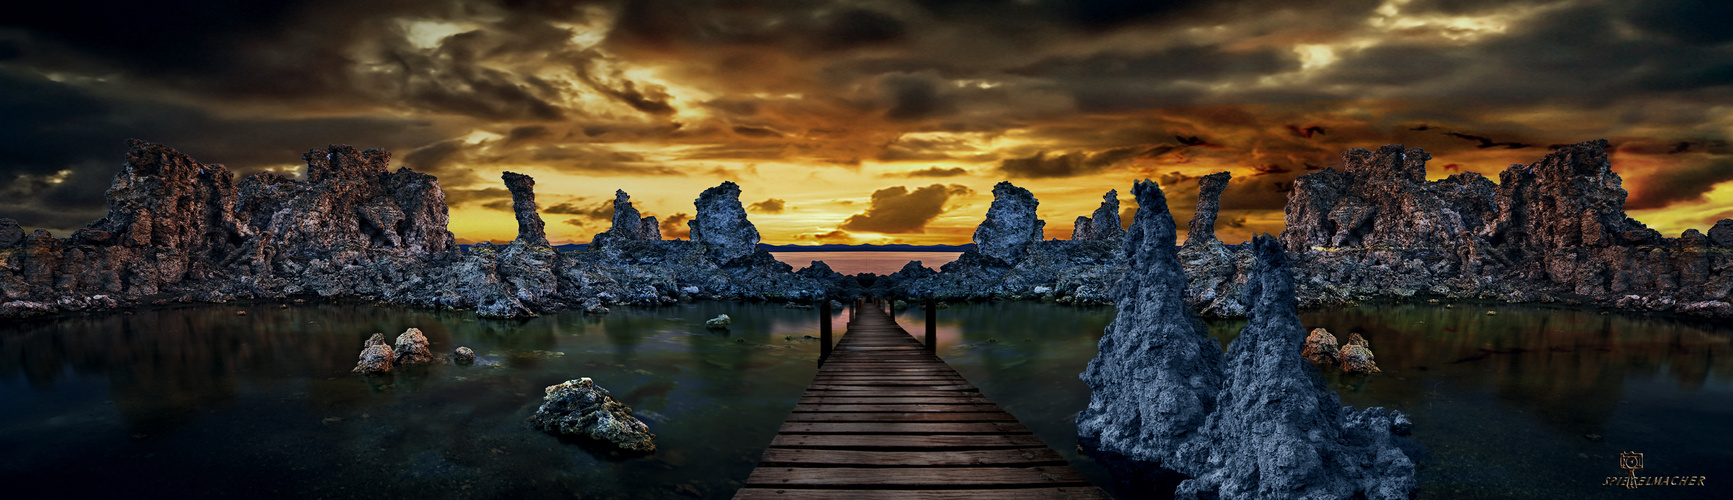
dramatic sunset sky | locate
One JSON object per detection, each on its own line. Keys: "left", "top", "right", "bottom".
{"left": 1, "top": 0, "right": 1730, "bottom": 245}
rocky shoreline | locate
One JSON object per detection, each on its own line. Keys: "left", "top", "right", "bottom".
{"left": 2, "top": 139, "right": 1729, "bottom": 322}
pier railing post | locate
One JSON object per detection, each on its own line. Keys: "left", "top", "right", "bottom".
{"left": 819, "top": 300, "right": 833, "bottom": 364}
{"left": 925, "top": 297, "right": 936, "bottom": 353}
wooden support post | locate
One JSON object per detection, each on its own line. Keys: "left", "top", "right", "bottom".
{"left": 819, "top": 299, "right": 833, "bottom": 364}
{"left": 925, "top": 297, "right": 936, "bottom": 353}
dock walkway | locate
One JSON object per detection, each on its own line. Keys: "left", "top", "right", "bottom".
{"left": 735, "top": 300, "right": 1107, "bottom": 499}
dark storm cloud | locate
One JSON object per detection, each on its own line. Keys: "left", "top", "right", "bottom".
{"left": 444, "top": 187, "right": 511, "bottom": 207}
{"left": 544, "top": 199, "right": 613, "bottom": 220}
{"left": 998, "top": 148, "right": 1139, "bottom": 178}
{"left": 659, "top": 212, "right": 692, "bottom": 238}
{"left": 882, "top": 73, "right": 952, "bottom": 122}
{"left": 838, "top": 184, "right": 973, "bottom": 234}
{"left": 821, "top": 8, "right": 908, "bottom": 50}
{"left": 905, "top": 167, "right": 969, "bottom": 178}
{"left": 1626, "top": 158, "right": 1733, "bottom": 210}
{"left": 748, "top": 198, "right": 786, "bottom": 213}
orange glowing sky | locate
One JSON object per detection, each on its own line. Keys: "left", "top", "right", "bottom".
{"left": 2, "top": 0, "right": 1730, "bottom": 245}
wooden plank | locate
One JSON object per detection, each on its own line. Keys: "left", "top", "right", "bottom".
{"left": 744, "top": 466, "right": 1091, "bottom": 488}
{"left": 756, "top": 448, "right": 1068, "bottom": 467}
{"left": 803, "top": 390, "right": 976, "bottom": 398}
{"left": 799, "top": 397, "right": 993, "bottom": 405}
{"left": 778, "top": 422, "right": 1030, "bottom": 434}
{"left": 736, "top": 487, "right": 1107, "bottom": 499}
{"left": 808, "top": 384, "right": 976, "bottom": 391}
{"left": 768, "top": 434, "right": 1050, "bottom": 450}
{"left": 792, "top": 404, "right": 1005, "bottom": 412}
{"left": 784, "top": 412, "right": 1018, "bottom": 423}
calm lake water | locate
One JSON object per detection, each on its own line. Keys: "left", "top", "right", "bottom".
{"left": 769, "top": 251, "right": 962, "bottom": 275}
{"left": 2, "top": 301, "right": 1729, "bottom": 499}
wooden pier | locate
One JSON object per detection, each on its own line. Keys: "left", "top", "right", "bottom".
{"left": 735, "top": 299, "right": 1107, "bottom": 499}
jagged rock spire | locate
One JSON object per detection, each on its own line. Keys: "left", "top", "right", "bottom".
{"left": 1071, "top": 189, "right": 1125, "bottom": 243}
{"left": 1183, "top": 172, "right": 1231, "bottom": 248}
{"left": 591, "top": 189, "right": 661, "bottom": 249}
{"left": 502, "top": 172, "right": 548, "bottom": 247}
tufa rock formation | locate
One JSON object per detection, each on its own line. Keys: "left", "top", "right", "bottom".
{"left": 687, "top": 181, "right": 760, "bottom": 264}
{"left": 501, "top": 172, "right": 549, "bottom": 247}
{"left": 973, "top": 181, "right": 1046, "bottom": 263}
{"left": 1182, "top": 172, "right": 1232, "bottom": 249}
{"left": 1079, "top": 179, "right": 1416, "bottom": 499}
{"left": 1178, "top": 235, "right": 1415, "bottom": 499}
{"left": 1282, "top": 139, "right": 1733, "bottom": 317}
{"left": 1078, "top": 179, "right": 1224, "bottom": 466}
{"left": 1177, "top": 172, "right": 1250, "bottom": 318}
{"left": 528, "top": 377, "right": 657, "bottom": 454}
{"left": 1071, "top": 189, "right": 1125, "bottom": 243}
{"left": 0, "top": 140, "right": 842, "bottom": 321}
{"left": 589, "top": 190, "right": 661, "bottom": 250}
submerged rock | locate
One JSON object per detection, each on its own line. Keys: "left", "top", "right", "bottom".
{"left": 1339, "top": 344, "right": 1380, "bottom": 374}
{"left": 528, "top": 377, "right": 656, "bottom": 453}
{"left": 973, "top": 181, "right": 1046, "bottom": 263}
{"left": 705, "top": 314, "right": 732, "bottom": 327}
{"left": 393, "top": 328, "right": 435, "bottom": 365}
{"left": 453, "top": 346, "right": 476, "bottom": 364}
{"left": 353, "top": 343, "right": 395, "bottom": 374}
{"left": 1301, "top": 327, "right": 1340, "bottom": 364}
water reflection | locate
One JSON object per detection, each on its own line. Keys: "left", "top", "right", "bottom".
{"left": 3, "top": 301, "right": 1729, "bottom": 499}
{"left": 0, "top": 302, "right": 834, "bottom": 499}
{"left": 927, "top": 301, "right": 1733, "bottom": 500}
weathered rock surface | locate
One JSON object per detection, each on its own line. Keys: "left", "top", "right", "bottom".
{"left": 1181, "top": 236, "right": 1414, "bottom": 499}
{"left": 0, "top": 218, "right": 26, "bottom": 248}
{"left": 502, "top": 172, "right": 549, "bottom": 247}
{"left": 705, "top": 314, "right": 731, "bottom": 327}
{"left": 973, "top": 182, "right": 1046, "bottom": 263}
{"left": 1281, "top": 139, "right": 1733, "bottom": 318}
{"left": 1071, "top": 190, "right": 1125, "bottom": 243}
{"left": 687, "top": 182, "right": 760, "bottom": 264}
{"left": 1078, "top": 179, "right": 1224, "bottom": 466}
{"left": 0, "top": 141, "right": 842, "bottom": 321}
{"left": 1301, "top": 327, "right": 1339, "bottom": 364}
{"left": 1079, "top": 181, "right": 1417, "bottom": 498}
{"left": 590, "top": 190, "right": 661, "bottom": 250}
{"left": 393, "top": 328, "right": 435, "bottom": 365}
{"left": 453, "top": 346, "right": 476, "bottom": 364}
{"left": 353, "top": 344, "right": 395, "bottom": 374}
{"left": 1183, "top": 172, "right": 1231, "bottom": 249}
{"left": 528, "top": 377, "right": 656, "bottom": 453}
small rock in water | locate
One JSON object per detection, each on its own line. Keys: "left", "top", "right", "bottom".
{"left": 235, "top": 310, "right": 247, "bottom": 316}
{"left": 393, "top": 328, "right": 436, "bottom": 365}
{"left": 527, "top": 377, "right": 657, "bottom": 453}
{"left": 1302, "top": 327, "right": 1340, "bottom": 364}
{"left": 1339, "top": 344, "right": 1381, "bottom": 374}
{"left": 582, "top": 297, "right": 610, "bottom": 315}
{"left": 706, "top": 314, "right": 732, "bottom": 327}
{"left": 363, "top": 332, "right": 387, "bottom": 348}
{"left": 353, "top": 343, "right": 395, "bottom": 374}
{"left": 453, "top": 346, "right": 477, "bottom": 364}
{"left": 1486, "top": 310, "right": 1497, "bottom": 316}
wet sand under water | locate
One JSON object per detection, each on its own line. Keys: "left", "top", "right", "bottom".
{"left": 1, "top": 301, "right": 1729, "bottom": 499}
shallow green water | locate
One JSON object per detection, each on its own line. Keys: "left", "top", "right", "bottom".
{"left": 3, "top": 301, "right": 1729, "bottom": 499}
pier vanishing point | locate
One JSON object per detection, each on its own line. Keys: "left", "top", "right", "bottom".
{"left": 735, "top": 299, "right": 1108, "bottom": 499}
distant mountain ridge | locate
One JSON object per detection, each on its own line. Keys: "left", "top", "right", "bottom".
{"left": 757, "top": 243, "right": 975, "bottom": 252}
